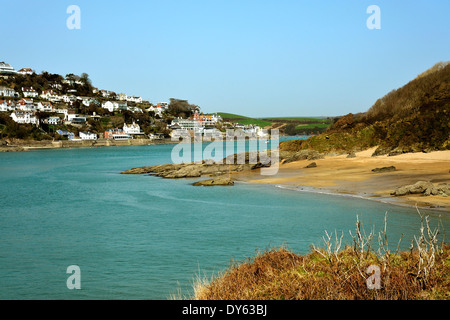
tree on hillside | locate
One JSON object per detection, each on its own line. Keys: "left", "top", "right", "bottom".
{"left": 167, "top": 98, "right": 198, "bottom": 118}
{"left": 80, "top": 73, "right": 92, "bottom": 86}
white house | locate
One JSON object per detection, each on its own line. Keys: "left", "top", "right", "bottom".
{"left": 0, "top": 86, "right": 17, "bottom": 97}
{"left": 79, "top": 132, "right": 98, "bottom": 140}
{"left": 118, "top": 93, "right": 127, "bottom": 101}
{"left": 101, "top": 101, "right": 115, "bottom": 112}
{"left": 17, "top": 68, "right": 34, "bottom": 75}
{"left": 77, "top": 96, "right": 98, "bottom": 107}
{"left": 22, "top": 87, "right": 39, "bottom": 98}
{"left": 201, "top": 127, "right": 222, "bottom": 138}
{"left": 101, "top": 101, "right": 127, "bottom": 112}
{"left": 56, "top": 129, "right": 75, "bottom": 140}
{"left": 123, "top": 122, "right": 143, "bottom": 135}
{"left": 59, "top": 95, "right": 74, "bottom": 104}
{"left": 170, "top": 118, "right": 203, "bottom": 131}
{"left": 16, "top": 98, "right": 35, "bottom": 111}
{"left": 62, "top": 76, "right": 83, "bottom": 86}
{"left": 47, "top": 117, "right": 61, "bottom": 125}
{"left": 126, "top": 96, "right": 143, "bottom": 104}
{"left": 0, "top": 62, "right": 16, "bottom": 74}
{"left": 50, "top": 83, "right": 63, "bottom": 90}
{"left": 0, "top": 100, "right": 15, "bottom": 111}
{"left": 127, "top": 106, "right": 143, "bottom": 113}
{"left": 149, "top": 102, "right": 169, "bottom": 115}
{"left": 11, "top": 111, "right": 37, "bottom": 124}
{"left": 40, "top": 90, "right": 61, "bottom": 102}
{"left": 147, "top": 105, "right": 163, "bottom": 117}
{"left": 211, "top": 113, "right": 223, "bottom": 123}
{"left": 36, "top": 102, "right": 54, "bottom": 112}
{"left": 99, "top": 90, "right": 113, "bottom": 98}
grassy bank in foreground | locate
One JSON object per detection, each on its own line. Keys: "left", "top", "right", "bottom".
{"left": 189, "top": 214, "right": 449, "bottom": 300}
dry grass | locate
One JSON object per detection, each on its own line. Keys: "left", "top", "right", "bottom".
{"left": 191, "top": 213, "right": 450, "bottom": 300}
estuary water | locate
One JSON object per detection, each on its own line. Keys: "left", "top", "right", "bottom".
{"left": 0, "top": 139, "right": 448, "bottom": 299}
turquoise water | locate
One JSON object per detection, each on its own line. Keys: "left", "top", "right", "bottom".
{"left": 0, "top": 140, "right": 448, "bottom": 299}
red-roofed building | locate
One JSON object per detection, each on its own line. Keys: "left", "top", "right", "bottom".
{"left": 18, "top": 68, "right": 34, "bottom": 75}
{"left": 0, "top": 100, "right": 15, "bottom": 111}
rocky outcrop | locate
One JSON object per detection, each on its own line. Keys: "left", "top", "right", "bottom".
{"left": 121, "top": 151, "right": 272, "bottom": 179}
{"left": 391, "top": 181, "right": 449, "bottom": 197}
{"left": 280, "top": 149, "right": 325, "bottom": 164}
{"left": 372, "top": 166, "right": 396, "bottom": 173}
{"left": 192, "top": 178, "right": 234, "bottom": 186}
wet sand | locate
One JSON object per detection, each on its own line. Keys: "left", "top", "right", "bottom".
{"left": 231, "top": 147, "right": 450, "bottom": 212}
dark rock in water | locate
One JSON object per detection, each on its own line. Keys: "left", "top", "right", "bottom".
{"left": 371, "top": 166, "right": 396, "bottom": 173}
{"left": 346, "top": 152, "right": 356, "bottom": 158}
{"left": 304, "top": 162, "right": 317, "bottom": 168}
{"left": 192, "top": 178, "right": 234, "bottom": 186}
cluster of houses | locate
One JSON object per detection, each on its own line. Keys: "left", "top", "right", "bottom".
{"left": 0, "top": 97, "right": 92, "bottom": 126}
{"left": 0, "top": 61, "right": 155, "bottom": 129}
{"left": 168, "top": 111, "right": 267, "bottom": 138}
{"left": 0, "top": 61, "right": 269, "bottom": 141}
{"left": 56, "top": 121, "right": 146, "bottom": 141}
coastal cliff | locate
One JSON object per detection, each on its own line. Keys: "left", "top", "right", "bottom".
{"left": 279, "top": 62, "right": 450, "bottom": 157}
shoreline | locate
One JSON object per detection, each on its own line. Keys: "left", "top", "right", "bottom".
{"left": 0, "top": 135, "right": 297, "bottom": 153}
{"left": 0, "top": 138, "right": 179, "bottom": 152}
{"left": 231, "top": 147, "right": 450, "bottom": 212}
{"left": 240, "top": 181, "right": 448, "bottom": 213}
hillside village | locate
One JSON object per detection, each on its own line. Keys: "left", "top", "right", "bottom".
{"left": 0, "top": 61, "right": 268, "bottom": 143}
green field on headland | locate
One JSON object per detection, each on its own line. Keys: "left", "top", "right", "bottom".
{"left": 217, "top": 112, "right": 332, "bottom": 135}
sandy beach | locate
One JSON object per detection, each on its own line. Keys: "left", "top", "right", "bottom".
{"left": 231, "top": 147, "right": 450, "bottom": 212}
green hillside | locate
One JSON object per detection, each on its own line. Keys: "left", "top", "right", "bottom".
{"left": 216, "top": 112, "right": 251, "bottom": 120}
{"left": 280, "top": 61, "right": 450, "bottom": 155}
{"left": 217, "top": 112, "right": 332, "bottom": 134}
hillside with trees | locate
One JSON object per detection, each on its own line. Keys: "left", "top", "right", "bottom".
{"left": 0, "top": 70, "right": 199, "bottom": 141}
{"left": 280, "top": 62, "right": 450, "bottom": 156}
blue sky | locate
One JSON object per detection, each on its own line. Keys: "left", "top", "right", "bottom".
{"left": 2, "top": 0, "right": 450, "bottom": 117}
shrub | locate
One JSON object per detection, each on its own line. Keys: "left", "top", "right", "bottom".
{"left": 189, "top": 212, "right": 449, "bottom": 300}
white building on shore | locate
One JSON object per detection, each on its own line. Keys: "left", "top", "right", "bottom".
{"left": 170, "top": 118, "right": 203, "bottom": 131}
{"left": 123, "top": 122, "right": 143, "bottom": 135}
{"left": 79, "top": 132, "right": 98, "bottom": 140}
